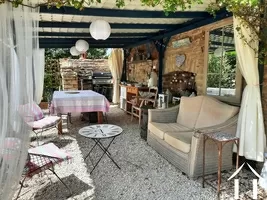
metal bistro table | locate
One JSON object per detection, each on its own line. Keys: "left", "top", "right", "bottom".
{"left": 79, "top": 124, "right": 123, "bottom": 174}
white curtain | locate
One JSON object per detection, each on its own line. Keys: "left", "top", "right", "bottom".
{"left": 233, "top": 16, "right": 266, "bottom": 162}
{"left": 33, "top": 48, "right": 45, "bottom": 104}
{"left": 108, "top": 49, "right": 124, "bottom": 103}
{"left": 0, "top": 2, "right": 39, "bottom": 199}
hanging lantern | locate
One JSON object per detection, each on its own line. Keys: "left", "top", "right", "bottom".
{"left": 75, "top": 39, "right": 89, "bottom": 53}
{"left": 89, "top": 20, "right": 111, "bottom": 40}
{"left": 70, "top": 46, "right": 80, "bottom": 56}
{"left": 214, "top": 47, "right": 225, "bottom": 57}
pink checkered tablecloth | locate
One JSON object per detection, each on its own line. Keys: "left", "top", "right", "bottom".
{"left": 50, "top": 90, "right": 110, "bottom": 114}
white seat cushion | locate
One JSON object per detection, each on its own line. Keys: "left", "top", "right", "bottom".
{"left": 164, "top": 131, "right": 194, "bottom": 153}
{"left": 28, "top": 116, "right": 61, "bottom": 129}
{"left": 148, "top": 122, "right": 190, "bottom": 139}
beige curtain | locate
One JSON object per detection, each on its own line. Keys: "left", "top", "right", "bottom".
{"left": 108, "top": 49, "right": 124, "bottom": 103}
{"left": 233, "top": 16, "right": 266, "bottom": 162}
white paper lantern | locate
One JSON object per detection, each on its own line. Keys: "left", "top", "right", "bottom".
{"left": 75, "top": 39, "right": 89, "bottom": 53}
{"left": 89, "top": 20, "right": 111, "bottom": 40}
{"left": 214, "top": 47, "right": 225, "bottom": 57}
{"left": 70, "top": 46, "right": 80, "bottom": 56}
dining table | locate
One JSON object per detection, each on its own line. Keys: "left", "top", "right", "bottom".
{"left": 50, "top": 90, "right": 110, "bottom": 134}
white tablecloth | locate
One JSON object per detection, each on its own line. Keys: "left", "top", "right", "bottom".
{"left": 51, "top": 90, "right": 110, "bottom": 114}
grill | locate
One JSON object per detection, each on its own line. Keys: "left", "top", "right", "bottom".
{"left": 92, "top": 72, "right": 113, "bottom": 85}
{"left": 92, "top": 72, "right": 113, "bottom": 102}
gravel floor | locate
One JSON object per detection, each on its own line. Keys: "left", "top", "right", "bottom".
{"left": 14, "top": 106, "right": 267, "bottom": 200}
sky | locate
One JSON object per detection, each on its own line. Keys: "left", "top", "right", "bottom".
{"left": 106, "top": 48, "right": 112, "bottom": 56}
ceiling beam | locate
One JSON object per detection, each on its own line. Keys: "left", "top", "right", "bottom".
{"left": 40, "top": 43, "right": 124, "bottom": 48}
{"left": 210, "top": 41, "right": 235, "bottom": 47}
{"left": 39, "top": 32, "right": 153, "bottom": 37}
{"left": 39, "top": 38, "right": 141, "bottom": 44}
{"left": 210, "top": 30, "right": 234, "bottom": 38}
{"left": 124, "top": 9, "right": 232, "bottom": 48}
{"left": 39, "top": 21, "right": 179, "bottom": 30}
{"left": 40, "top": 6, "right": 211, "bottom": 19}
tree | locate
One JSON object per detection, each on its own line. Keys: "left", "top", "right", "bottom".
{"left": 207, "top": 51, "right": 237, "bottom": 89}
{"left": 45, "top": 48, "right": 108, "bottom": 60}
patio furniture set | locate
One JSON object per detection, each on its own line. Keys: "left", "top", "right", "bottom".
{"left": 13, "top": 89, "right": 121, "bottom": 199}
{"left": 15, "top": 89, "right": 242, "bottom": 198}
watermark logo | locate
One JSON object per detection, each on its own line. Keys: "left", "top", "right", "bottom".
{"left": 228, "top": 163, "right": 263, "bottom": 199}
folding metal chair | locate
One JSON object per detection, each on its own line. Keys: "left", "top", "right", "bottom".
{"left": 20, "top": 102, "right": 62, "bottom": 145}
{"left": 15, "top": 143, "right": 72, "bottom": 199}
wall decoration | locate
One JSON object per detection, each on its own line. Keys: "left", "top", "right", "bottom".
{"left": 176, "top": 54, "right": 186, "bottom": 68}
{"left": 172, "top": 37, "right": 191, "bottom": 48}
{"left": 162, "top": 70, "right": 196, "bottom": 95}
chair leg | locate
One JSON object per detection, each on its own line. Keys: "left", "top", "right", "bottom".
{"left": 33, "top": 131, "right": 40, "bottom": 146}
{"left": 48, "top": 169, "right": 72, "bottom": 196}
{"left": 138, "top": 109, "right": 142, "bottom": 127}
{"left": 15, "top": 176, "right": 27, "bottom": 200}
{"left": 131, "top": 106, "right": 134, "bottom": 121}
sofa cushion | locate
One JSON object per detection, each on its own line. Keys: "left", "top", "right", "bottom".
{"left": 148, "top": 122, "right": 190, "bottom": 139}
{"left": 195, "top": 96, "right": 239, "bottom": 129}
{"left": 176, "top": 96, "right": 204, "bottom": 129}
{"left": 164, "top": 131, "right": 194, "bottom": 153}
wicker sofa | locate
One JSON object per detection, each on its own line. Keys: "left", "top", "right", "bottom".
{"left": 147, "top": 96, "right": 239, "bottom": 178}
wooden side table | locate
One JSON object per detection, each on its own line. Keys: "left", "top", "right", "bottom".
{"left": 202, "top": 132, "right": 239, "bottom": 195}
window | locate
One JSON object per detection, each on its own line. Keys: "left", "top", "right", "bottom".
{"left": 206, "top": 24, "right": 242, "bottom": 104}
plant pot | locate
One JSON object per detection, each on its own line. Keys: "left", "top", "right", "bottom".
{"left": 39, "top": 102, "right": 49, "bottom": 109}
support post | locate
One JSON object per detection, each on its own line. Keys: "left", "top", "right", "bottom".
{"left": 153, "top": 37, "right": 170, "bottom": 94}
{"left": 121, "top": 48, "right": 131, "bottom": 82}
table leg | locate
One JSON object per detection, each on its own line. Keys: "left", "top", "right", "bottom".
{"left": 202, "top": 135, "right": 206, "bottom": 188}
{"left": 218, "top": 142, "right": 222, "bottom": 195}
{"left": 58, "top": 117, "right": 62, "bottom": 135}
{"left": 90, "top": 137, "right": 120, "bottom": 174}
{"left": 97, "top": 112, "right": 103, "bottom": 124}
{"left": 84, "top": 142, "right": 98, "bottom": 160}
{"left": 95, "top": 139, "right": 112, "bottom": 156}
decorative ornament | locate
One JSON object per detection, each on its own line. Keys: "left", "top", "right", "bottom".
{"left": 90, "top": 20, "right": 111, "bottom": 40}
{"left": 176, "top": 54, "right": 186, "bottom": 68}
{"left": 75, "top": 39, "right": 89, "bottom": 53}
{"left": 70, "top": 46, "right": 80, "bottom": 56}
{"left": 214, "top": 47, "right": 225, "bottom": 57}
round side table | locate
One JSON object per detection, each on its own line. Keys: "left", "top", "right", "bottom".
{"left": 79, "top": 124, "right": 123, "bottom": 173}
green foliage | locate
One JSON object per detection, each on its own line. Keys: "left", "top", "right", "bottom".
{"left": 207, "top": 51, "right": 237, "bottom": 89}
{"left": 42, "top": 48, "right": 108, "bottom": 101}
{"left": 207, "top": 0, "right": 267, "bottom": 59}
{"left": 45, "top": 48, "right": 108, "bottom": 59}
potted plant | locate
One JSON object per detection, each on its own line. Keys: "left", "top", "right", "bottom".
{"left": 39, "top": 73, "right": 54, "bottom": 109}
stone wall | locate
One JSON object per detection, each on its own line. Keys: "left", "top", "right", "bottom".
{"left": 164, "top": 17, "right": 233, "bottom": 95}
{"left": 164, "top": 29, "right": 205, "bottom": 94}
{"left": 60, "top": 59, "right": 110, "bottom": 90}
{"left": 126, "top": 17, "right": 233, "bottom": 96}
{"left": 127, "top": 43, "right": 159, "bottom": 83}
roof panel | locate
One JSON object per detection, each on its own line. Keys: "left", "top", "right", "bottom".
{"left": 39, "top": 13, "right": 191, "bottom": 25}
{"left": 39, "top": 27, "right": 160, "bottom": 33}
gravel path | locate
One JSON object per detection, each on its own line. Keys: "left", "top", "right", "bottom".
{"left": 15, "top": 106, "right": 220, "bottom": 200}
